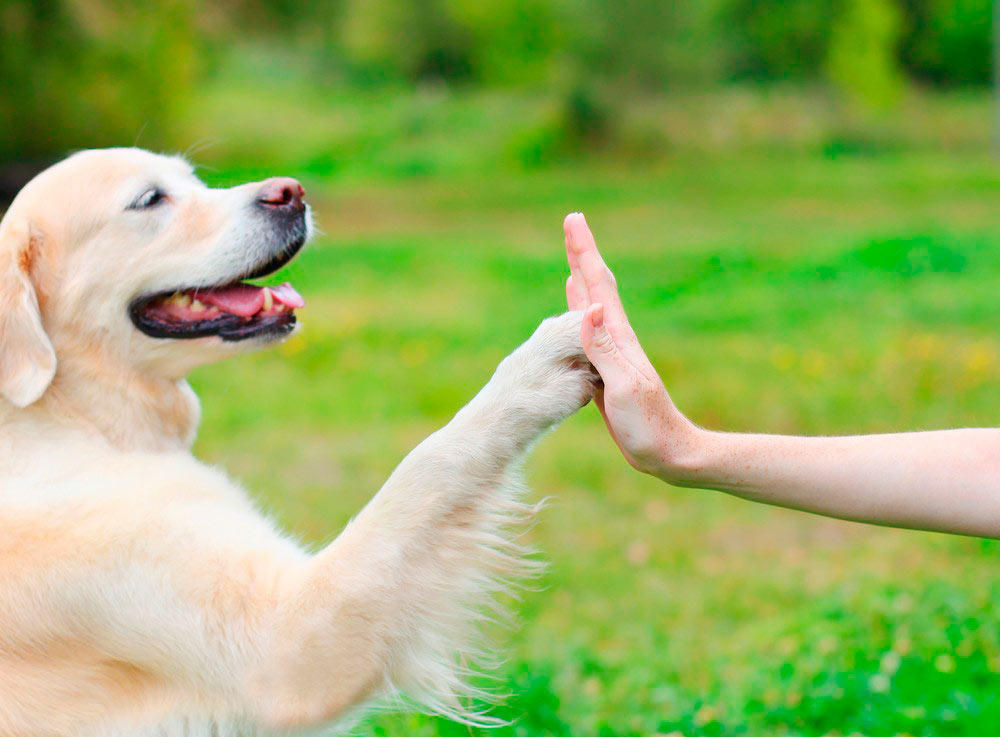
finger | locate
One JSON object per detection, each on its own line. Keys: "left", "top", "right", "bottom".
{"left": 566, "top": 275, "right": 588, "bottom": 311}
{"left": 565, "top": 213, "right": 649, "bottom": 366}
{"left": 580, "top": 302, "right": 633, "bottom": 384}
{"left": 565, "top": 213, "right": 628, "bottom": 326}
{"left": 564, "top": 213, "right": 589, "bottom": 308}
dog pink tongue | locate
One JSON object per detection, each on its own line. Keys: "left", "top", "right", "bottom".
{"left": 269, "top": 283, "right": 306, "bottom": 309}
{"left": 198, "top": 285, "right": 263, "bottom": 317}
{"left": 198, "top": 283, "right": 304, "bottom": 317}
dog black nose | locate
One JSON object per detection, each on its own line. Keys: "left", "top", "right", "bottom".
{"left": 256, "top": 177, "right": 305, "bottom": 213}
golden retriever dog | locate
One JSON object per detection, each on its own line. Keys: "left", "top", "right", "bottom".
{"left": 0, "top": 148, "right": 596, "bottom": 736}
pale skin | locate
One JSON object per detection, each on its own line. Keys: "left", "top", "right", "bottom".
{"left": 563, "top": 212, "right": 1000, "bottom": 539}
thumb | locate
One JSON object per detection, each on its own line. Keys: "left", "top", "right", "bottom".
{"left": 581, "top": 303, "right": 630, "bottom": 382}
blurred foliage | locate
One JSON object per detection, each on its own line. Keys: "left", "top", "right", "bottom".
{"left": 339, "top": 0, "right": 475, "bottom": 84}
{"left": 900, "top": 0, "right": 994, "bottom": 85}
{"left": 727, "top": 0, "right": 841, "bottom": 81}
{"left": 0, "top": 0, "right": 200, "bottom": 162}
{"left": 0, "top": 0, "right": 994, "bottom": 164}
{"left": 827, "top": 0, "right": 905, "bottom": 108}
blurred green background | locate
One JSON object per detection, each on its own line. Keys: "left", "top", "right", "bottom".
{"left": 3, "top": 2, "right": 1000, "bottom": 735}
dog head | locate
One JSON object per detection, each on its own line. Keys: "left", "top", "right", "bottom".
{"left": 0, "top": 148, "right": 311, "bottom": 407}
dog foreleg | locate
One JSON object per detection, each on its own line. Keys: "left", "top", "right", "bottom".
{"left": 245, "top": 311, "right": 595, "bottom": 730}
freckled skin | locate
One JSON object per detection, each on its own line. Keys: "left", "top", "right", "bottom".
{"left": 562, "top": 212, "right": 1000, "bottom": 539}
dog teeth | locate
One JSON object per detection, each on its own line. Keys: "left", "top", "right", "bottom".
{"left": 190, "top": 299, "right": 206, "bottom": 312}
{"left": 262, "top": 287, "right": 273, "bottom": 311}
{"left": 170, "top": 293, "right": 192, "bottom": 307}
{"left": 274, "top": 304, "right": 284, "bottom": 313}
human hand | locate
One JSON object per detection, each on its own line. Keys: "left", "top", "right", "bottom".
{"left": 563, "top": 214, "right": 1000, "bottom": 536}
{"left": 563, "top": 213, "right": 701, "bottom": 481}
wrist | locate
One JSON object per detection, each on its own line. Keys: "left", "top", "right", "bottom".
{"left": 651, "top": 420, "right": 721, "bottom": 487}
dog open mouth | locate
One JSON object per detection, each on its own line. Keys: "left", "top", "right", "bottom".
{"left": 130, "top": 246, "right": 307, "bottom": 342}
{"left": 131, "top": 281, "right": 305, "bottom": 341}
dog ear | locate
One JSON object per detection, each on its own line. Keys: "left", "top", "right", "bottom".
{"left": 0, "top": 220, "right": 56, "bottom": 407}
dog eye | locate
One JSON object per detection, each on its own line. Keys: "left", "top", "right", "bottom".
{"left": 128, "top": 188, "right": 167, "bottom": 210}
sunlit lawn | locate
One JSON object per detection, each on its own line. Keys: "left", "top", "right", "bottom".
{"left": 191, "top": 148, "right": 1000, "bottom": 736}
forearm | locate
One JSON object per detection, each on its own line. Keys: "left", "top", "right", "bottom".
{"left": 667, "top": 427, "right": 1000, "bottom": 538}
{"left": 559, "top": 213, "right": 1000, "bottom": 538}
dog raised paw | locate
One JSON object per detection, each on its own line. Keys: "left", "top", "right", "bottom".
{"left": 499, "top": 311, "right": 600, "bottom": 426}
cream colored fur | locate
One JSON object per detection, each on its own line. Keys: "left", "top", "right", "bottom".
{"left": 0, "top": 149, "right": 596, "bottom": 736}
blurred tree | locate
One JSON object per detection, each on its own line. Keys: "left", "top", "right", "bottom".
{"left": 572, "top": 0, "right": 683, "bottom": 88}
{"left": 727, "top": 0, "right": 840, "bottom": 81}
{"left": 898, "top": 0, "right": 992, "bottom": 86}
{"left": 0, "top": 0, "right": 199, "bottom": 163}
{"left": 0, "top": 0, "right": 995, "bottom": 170}
{"left": 448, "top": 0, "right": 564, "bottom": 86}
{"left": 531, "top": 0, "right": 721, "bottom": 158}
{"left": 339, "top": 0, "right": 474, "bottom": 83}
{"left": 827, "top": 0, "right": 905, "bottom": 108}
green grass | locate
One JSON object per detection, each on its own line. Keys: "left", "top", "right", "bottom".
{"left": 186, "top": 87, "right": 1000, "bottom": 736}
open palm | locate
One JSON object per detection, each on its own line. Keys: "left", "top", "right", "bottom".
{"left": 562, "top": 213, "right": 695, "bottom": 476}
